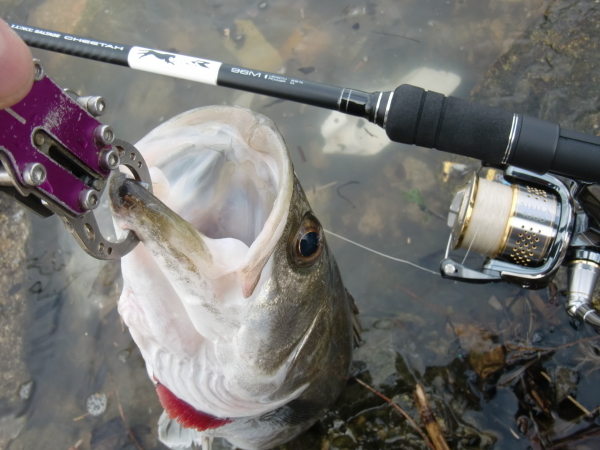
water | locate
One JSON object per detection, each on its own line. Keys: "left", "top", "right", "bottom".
{"left": 4, "top": 0, "right": 600, "bottom": 449}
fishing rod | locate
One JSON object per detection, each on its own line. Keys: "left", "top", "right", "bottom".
{"left": 7, "top": 21, "right": 600, "bottom": 332}
{"left": 9, "top": 21, "right": 600, "bottom": 184}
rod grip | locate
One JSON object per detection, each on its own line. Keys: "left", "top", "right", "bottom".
{"left": 385, "top": 84, "right": 600, "bottom": 183}
{"left": 551, "top": 129, "right": 600, "bottom": 183}
{"left": 385, "top": 84, "right": 514, "bottom": 164}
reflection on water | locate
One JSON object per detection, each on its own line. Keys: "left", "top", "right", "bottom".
{"left": 4, "top": 0, "right": 600, "bottom": 448}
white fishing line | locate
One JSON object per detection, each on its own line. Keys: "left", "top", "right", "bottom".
{"left": 460, "top": 178, "right": 512, "bottom": 256}
{"left": 324, "top": 229, "right": 440, "bottom": 276}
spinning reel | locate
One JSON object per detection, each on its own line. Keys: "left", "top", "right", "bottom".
{"left": 442, "top": 166, "right": 600, "bottom": 330}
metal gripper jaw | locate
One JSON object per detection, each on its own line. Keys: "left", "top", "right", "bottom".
{"left": 0, "top": 59, "right": 152, "bottom": 260}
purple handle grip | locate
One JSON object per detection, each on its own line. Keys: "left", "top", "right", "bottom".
{"left": 0, "top": 75, "right": 110, "bottom": 215}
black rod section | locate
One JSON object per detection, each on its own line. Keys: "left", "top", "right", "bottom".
{"left": 217, "top": 64, "right": 381, "bottom": 117}
{"left": 10, "top": 23, "right": 131, "bottom": 65}
{"left": 218, "top": 64, "right": 344, "bottom": 111}
{"left": 9, "top": 21, "right": 600, "bottom": 183}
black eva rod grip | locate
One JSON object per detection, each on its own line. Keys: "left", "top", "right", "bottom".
{"left": 385, "top": 84, "right": 514, "bottom": 164}
{"left": 552, "top": 129, "right": 600, "bottom": 183}
{"left": 385, "top": 85, "right": 600, "bottom": 183}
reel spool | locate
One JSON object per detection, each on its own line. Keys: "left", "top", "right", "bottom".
{"left": 449, "top": 172, "right": 560, "bottom": 267}
{"left": 441, "top": 167, "right": 573, "bottom": 289}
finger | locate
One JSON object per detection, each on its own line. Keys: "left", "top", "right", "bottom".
{"left": 0, "top": 19, "right": 34, "bottom": 110}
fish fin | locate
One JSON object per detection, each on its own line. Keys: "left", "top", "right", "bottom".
{"left": 158, "top": 410, "right": 204, "bottom": 449}
{"left": 346, "top": 289, "right": 362, "bottom": 347}
{"left": 258, "top": 399, "right": 322, "bottom": 426}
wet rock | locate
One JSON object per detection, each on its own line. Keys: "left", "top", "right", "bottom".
{"left": 469, "top": 344, "right": 505, "bottom": 380}
{"left": 354, "top": 330, "right": 398, "bottom": 387}
{"left": 373, "top": 318, "right": 396, "bottom": 330}
{"left": 548, "top": 365, "right": 579, "bottom": 405}
{"left": 0, "top": 197, "right": 31, "bottom": 417}
{"left": 356, "top": 201, "right": 386, "bottom": 236}
{"left": 0, "top": 414, "right": 26, "bottom": 449}
{"left": 330, "top": 434, "right": 355, "bottom": 449}
{"left": 471, "top": 0, "right": 600, "bottom": 135}
{"left": 455, "top": 325, "right": 505, "bottom": 379}
{"left": 88, "top": 260, "right": 122, "bottom": 318}
{"left": 89, "top": 261, "right": 121, "bottom": 298}
{"left": 223, "top": 19, "right": 283, "bottom": 71}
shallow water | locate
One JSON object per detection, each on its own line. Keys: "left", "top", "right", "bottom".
{"left": 3, "top": 0, "right": 600, "bottom": 449}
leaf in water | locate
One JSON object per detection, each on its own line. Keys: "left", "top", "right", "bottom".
{"left": 403, "top": 188, "right": 426, "bottom": 208}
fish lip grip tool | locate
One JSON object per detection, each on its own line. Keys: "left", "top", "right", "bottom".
{"left": 0, "top": 59, "right": 152, "bottom": 260}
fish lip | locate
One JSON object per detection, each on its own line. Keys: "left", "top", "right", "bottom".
{"left": 109, "top": 173, "right": 136, "bottom": 211}
{"left": 109, "top": 173, "right": 154, "bottom": 215}
{"left": 109, "top": 173, "right": 175, "bottom": 246}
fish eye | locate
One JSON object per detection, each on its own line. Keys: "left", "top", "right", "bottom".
{"left": 290, "top": 213, "right": 323, "bottom": 267}
{"left": 300, "top": 231, "right": 320, "bottom": 257}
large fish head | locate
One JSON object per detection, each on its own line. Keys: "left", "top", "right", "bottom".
{"left": 109, "top": 106, "right": 355, "bottom": 434}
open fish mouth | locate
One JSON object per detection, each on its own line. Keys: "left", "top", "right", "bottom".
{"left": 110, "top": 106, "right": 294, "bottom": 298}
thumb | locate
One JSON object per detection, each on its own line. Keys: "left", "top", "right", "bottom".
{"left": 0, "top": 19, "right": 34, "bottom": 110}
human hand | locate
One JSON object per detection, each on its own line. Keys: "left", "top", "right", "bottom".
{"left": 0, "top": 18, "right": 33, "bottom": 110}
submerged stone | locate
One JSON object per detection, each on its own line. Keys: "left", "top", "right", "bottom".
{"left": 86, "top": 393, "right": 108, "bottom": 416}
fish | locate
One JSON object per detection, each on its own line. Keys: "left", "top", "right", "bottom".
{"left": 109, "top": 105, "right": 360, "bottom": 450}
